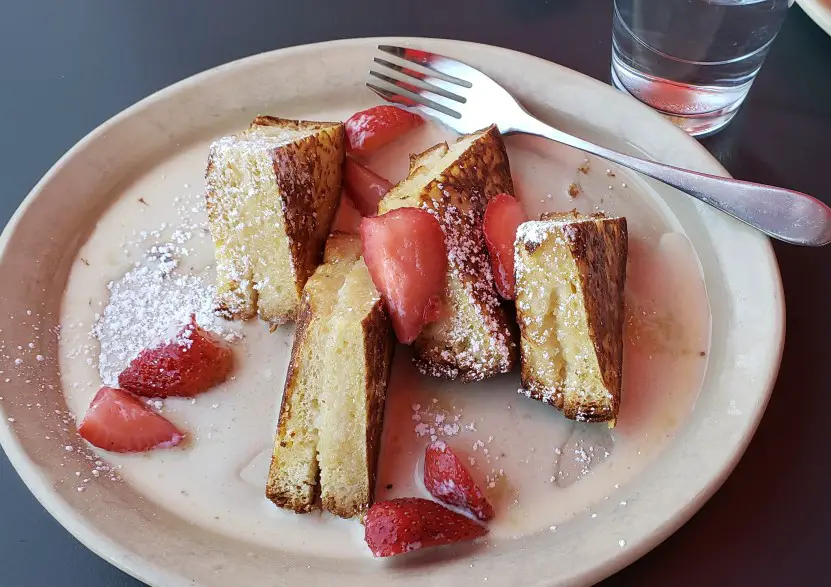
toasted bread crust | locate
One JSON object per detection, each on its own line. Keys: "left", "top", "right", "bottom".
{"left": 266, "top": 295, "right": 318, "bottom": 512}
{"left": 564, "top": 217, "right": 627, "bottom": 420}
{"left": 206, "top": 116, "right": 345, "bottom": 327}
{"left": 362, "top": 299, "right": 395, "bottom": 507}
{"left": 267, "top": 236, "right": 393, "bottom": 518}
{"left": 380, "top": 126, "right": 518, "bottom": 382}
{"left": 271, "top": 135, "right": 344, "bottom": 313}
{"left": 250, "top": 115, "right": 338, "bottom": 133}
{"left": 266, "top": 233, "right": 361, "bottom": 512}
{"left": 516, "top": 214, "right": 627, "bottom": 424}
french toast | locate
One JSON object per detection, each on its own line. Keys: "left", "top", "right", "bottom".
{"left": 266, "top": 233, "right": 394, "bottom": 517}
{"left": 205, "top": 116, "right": 346, "bottom": 327}
{"left": 378, "top": 125, "right": 517, "bottom": 382}
{"left": 514, "top": 211, "right": 628, "bottom": 425}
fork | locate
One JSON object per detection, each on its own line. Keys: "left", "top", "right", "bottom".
{"left": 367, "top": 45, "right": 831, "bottom": 247}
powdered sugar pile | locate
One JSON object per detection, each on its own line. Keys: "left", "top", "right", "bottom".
{"left": 94, "top": 263, "right": 225, "bottom": 386}
{"left": 93, "top": 203, "right": 241, "bottom": 386}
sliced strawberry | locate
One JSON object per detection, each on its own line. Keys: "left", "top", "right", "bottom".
{"left": 78, "top": 387, "right": 185, "bottom": 453}
{"left": 483, "top": 194, "right": 527, "bottom": 300}
{"left": 360, "top": 209, "right": 447, "bottom": 344}
{"left": 364, "top": 497, "right": 487, "bottom": 557}
{"left": 345, "top": 105, "right": 423, "bottom": 155}
{"left": 343, "top": 157, "right": 393, "bottom": 216}
{"left": 424, "top": 440, "right": 494, "bottom": 521}
{"left": 332, "top": 190, "right": 362, "bottom": 234}
{"left": 118, "top": 316, "right": 233, "bottom": 398}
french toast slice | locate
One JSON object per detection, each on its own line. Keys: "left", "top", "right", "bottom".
{"left": 206, "top": 116, "right": 346, "bottom": 327}
{"left": 316, "top": 257, "right": 394, "bottom": 517}
{"left": 378, "top": 125, "right": 517, "bottom": 382}
{"left": 265, "top": 233, "right": 361, "bottom": 512}
{"left": 266, "top": 233, "right": 394, "bottom": 517}
{"left": 514, "top": 211, "right": 628, "bottom": 425}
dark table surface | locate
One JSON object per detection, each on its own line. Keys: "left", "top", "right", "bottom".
{"left": 1, "top": 1, "right": 829, "bottom": 585}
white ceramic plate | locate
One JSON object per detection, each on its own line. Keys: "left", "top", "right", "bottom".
{"left": 0, "top": 38, "right": 784, "bottom": 587}
{"left": 797, "top": 0, "right": 831, "bottom": 37}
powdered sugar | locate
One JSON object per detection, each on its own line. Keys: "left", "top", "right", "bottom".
{"left": 92, "top": 198, "right": 241, "bottom": 387}
{"left": 415, "top": 192, "right": 516, "bottom": 382}
{"left": 205, "top": 119, "right": 340, "bottom": 325}
{"left": 411, "top": 400, "right": 464, "bottom": 441}
{"left": 515, "top": 220, "right": 560, "bottom": 251}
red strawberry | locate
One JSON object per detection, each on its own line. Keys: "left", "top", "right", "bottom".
{"left": 332, "top": 190, "right": 363, "bottom": 234}
{"left": 364, "top": 497, "right": 487, "bottom": 557}
{"left": 345, "top": 105, "right": 423, "bottom": 155}
{"left": 343, "top": 157, "right": 393, "bottom": 216}
{"left": 483, "top": 193, "right": 527, "bottom": 300}
{"left": 424, "top": 440, "right": 494, "bottom": 521}
{"left": 78, "top": 387, "right": 185, "bottom": 453}
{"left": 118, "top": 316, "right": 233, "bottom": 398}
{"left": 360, "top": 208, "right": 447, "bottom": 344}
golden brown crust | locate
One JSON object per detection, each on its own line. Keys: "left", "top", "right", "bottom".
{"left": 539, "top": 209, "right": 584, "bottom": 224}
{"left": 266, "top": 295, "right": 317, "bottom": 512}
{"left": 267, "top": 124, "right": 345, "bottom": 325}
{"left": 205, "top": 116, "right": 345, "bottom": 327}
{"left": 250, "top": 115, "right": 341, "bottom": 132}
{"left": 515, "top": 214, "right": 627, "bottom": 425}
{"left": 381, "top": 126, "right": 518, "bottom": 382}
{"left": 265, "top": 234, "right": 361, "bottom": 513}
{"left": 565, "top": 216, "right": 627, "bottom": 421}
{"left": 521, "top": 374, "right": 617, "bottom": 423}
{"left": 361, "top": 300, "right": 395, "bottom": 510}
{"left": 267, "top": 236, "right": 393, "bottom": 518}
{"left": 271, "top": 127, "right": 346, "bottom": 304}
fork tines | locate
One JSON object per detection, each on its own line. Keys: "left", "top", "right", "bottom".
{"left": 368, "top": 45, "right": 472, "bottom": 120}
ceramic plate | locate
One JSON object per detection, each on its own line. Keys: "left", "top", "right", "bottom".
{"left": 798, "top": 0, "right": 831, "bottom": 36}
{"left": 0, "top": 38, "right": 784, "bottom": 587}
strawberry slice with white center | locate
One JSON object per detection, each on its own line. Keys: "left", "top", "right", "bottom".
{"left": 343, "top": 157, "right": 393, "bottom": 216}
{"left": 360, "top": 208, "right": 447, "bottom": 344}
{"left": 483, "top": 193, "right": 528, "bottom": 300}
{"left": 118, "top": 315, "right": 233, "bottom": 398}
{"left": 345, "top": 105, "right": 424, "bottom": 155}
{"left": 424, "top": 440, "right": 494, "bottom": 521}
{"left": 364, "top": 497, "right": 487, "bottom": 557}
{"left": 78, "top": 387, "right": 185, "bottom": 453}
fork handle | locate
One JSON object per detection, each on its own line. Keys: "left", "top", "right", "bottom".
{"left": 513, "top": 116, "right": 831, "bottom": 247}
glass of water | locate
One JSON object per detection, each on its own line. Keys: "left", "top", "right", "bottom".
{"left": 611, "top": 0, "right": 792, "bottom": 136}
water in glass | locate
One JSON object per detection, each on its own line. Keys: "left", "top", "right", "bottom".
{"left": 611, "top": 0, "right": 791, "bottom": 136}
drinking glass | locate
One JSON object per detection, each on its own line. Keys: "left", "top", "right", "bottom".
{"left": 611, "top": 0, "right": 792, "bottom": 136}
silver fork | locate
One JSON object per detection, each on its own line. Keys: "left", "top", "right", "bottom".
{"left": 368, "top": 45, "right": 831, "bottom": 247}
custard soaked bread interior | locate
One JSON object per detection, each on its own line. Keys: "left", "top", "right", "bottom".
{"left": 266, "top": 233, "right": 394, "bottom": 517}
{"left": 316, "top": 257, "right": 393, "bottom": 517}
{"left": 206, "top": 116, "right": 345, "bottom": 327}
{"left": 265, "top": 234, "right": 361, "bottom": 512}
{"left": 515, "top": 211, "right": 628, "bottom": 425}
{"left": 379, "top": 125, "right": 517, "bottom": 382}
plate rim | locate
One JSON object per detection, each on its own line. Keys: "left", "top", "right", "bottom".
{"left": 0, "top": 36, "right": 785, "bottom": 587}
{"left": 797, "top": 0, "right": 831, "bottom": 37}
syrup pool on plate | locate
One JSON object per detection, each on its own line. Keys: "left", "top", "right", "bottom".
{"left": 58, "top": 117, "right": 710, "bottom": 557}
